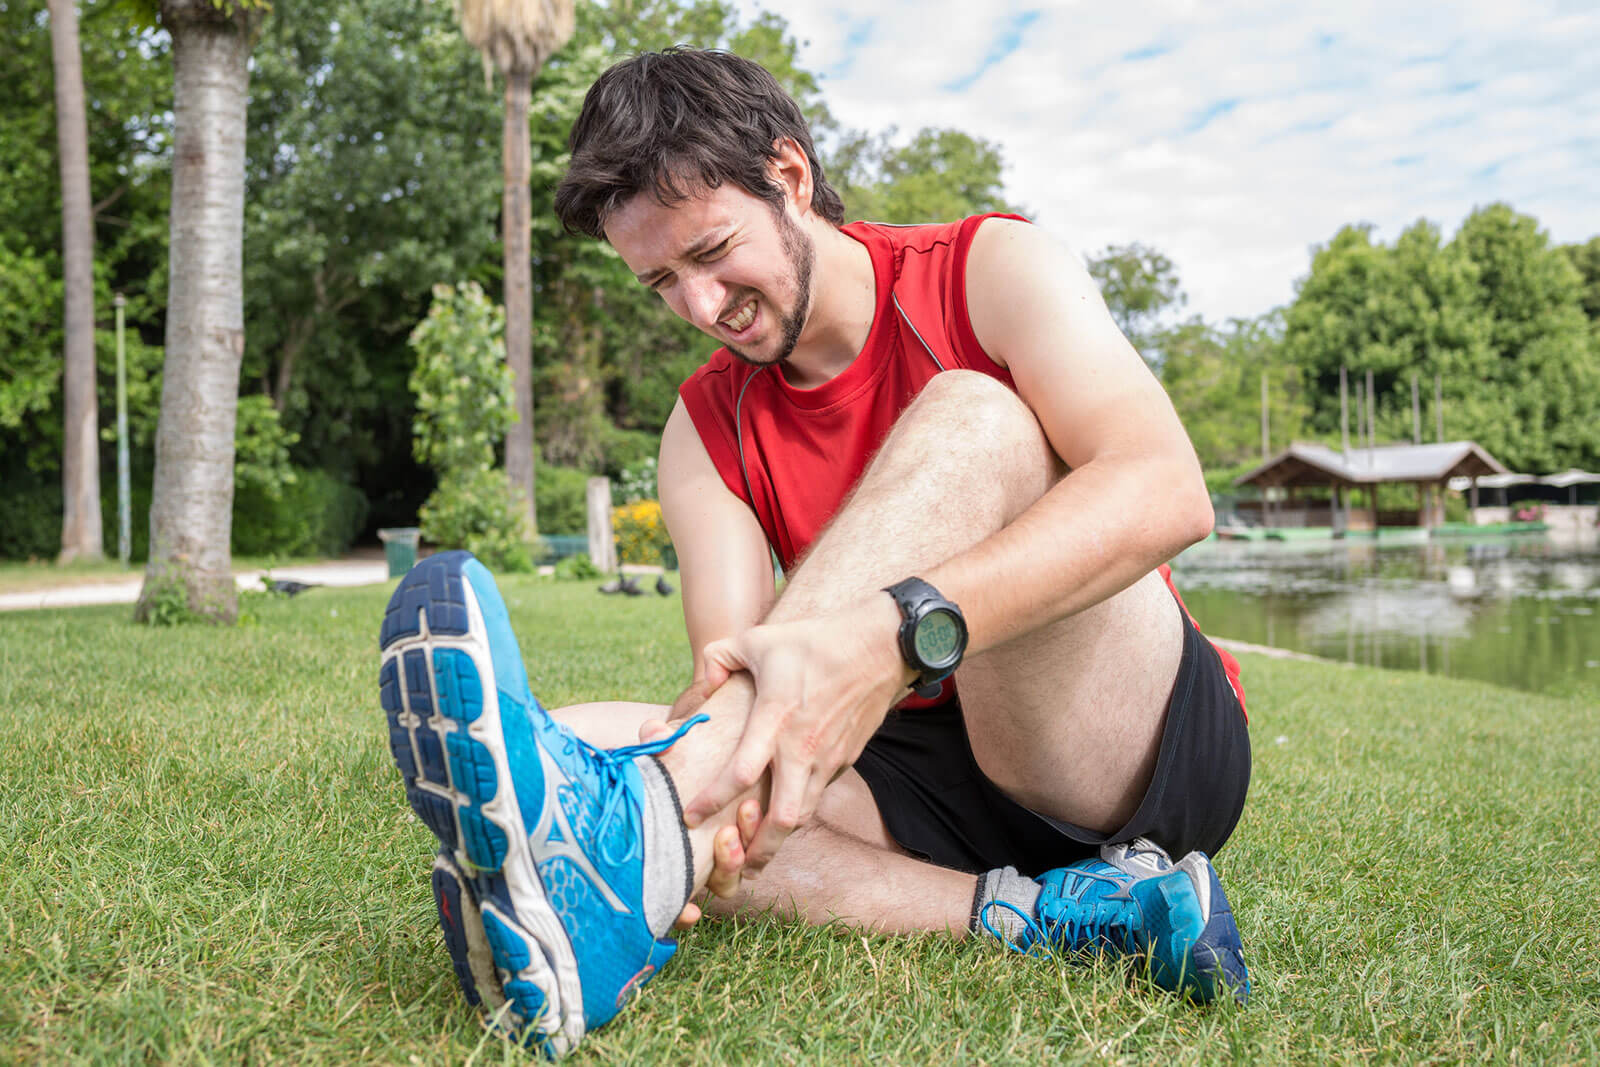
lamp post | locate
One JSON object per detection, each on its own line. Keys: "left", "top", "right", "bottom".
{"left": 114, "top": 293, "right": 130, "bottom": 566}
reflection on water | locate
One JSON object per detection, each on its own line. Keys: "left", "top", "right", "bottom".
{"left": 1171, "top": 536, "right": 1600, "bottom": 695}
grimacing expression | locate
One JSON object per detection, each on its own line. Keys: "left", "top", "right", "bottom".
{"left": 603, "top": 182, "right": 817, "bottom": 368}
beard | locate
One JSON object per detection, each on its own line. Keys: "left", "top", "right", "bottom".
{"left": 725, "top": 211, "right": 815, "bottom": 369}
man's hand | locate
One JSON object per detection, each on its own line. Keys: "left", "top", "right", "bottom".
{"left": 669, "top": 798, "right": 760, "bottom": 930}
{"left": 680, "top": 595, "right": 912, "bottom": 871}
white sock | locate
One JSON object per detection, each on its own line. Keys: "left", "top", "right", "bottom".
{"left": 636, "top": 755, "right": 694, "bottom": 939}
{"left": 971, "top": 866, "right": 1041, "bottom": 944}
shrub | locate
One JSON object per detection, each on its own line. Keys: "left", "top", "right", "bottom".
{"left": 537, "top": 462, "right": 591, "bottom": 535}
{"left": 551, "top": 552, "right": 600, "bottom": 580}
{"left": 418, "top": 467, "right": 537, "bottom": 572}
{"left": 612, "top": 498, "right": 673, "bottom": 566}
{"left": 233, "top": 467, "right": 369, "bottom": 558}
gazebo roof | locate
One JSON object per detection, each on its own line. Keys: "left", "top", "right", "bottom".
{"left": 1234, "top": 441, "right": 1508, "bottom": 489}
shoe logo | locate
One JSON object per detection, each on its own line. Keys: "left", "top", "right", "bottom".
{"left": 526, "top": 748, "right": 632, "bottom": 914}
{"left": 616, "top": 963, "right": 655, "bottom": 1010}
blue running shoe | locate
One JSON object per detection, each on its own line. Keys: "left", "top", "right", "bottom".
{"left": 379, "top": 550, "right": 704, "bottom": 1055}
{"left": 980, "top": 838, "right": 1249, "bottom": 1004}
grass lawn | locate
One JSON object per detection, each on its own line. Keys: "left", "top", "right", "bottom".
{"left": 3, "top": 578, "right": 1597, "bottom": 1063}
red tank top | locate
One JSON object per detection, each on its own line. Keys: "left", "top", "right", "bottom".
{"left": 678, "top": 214, "right": 1245, "bottom": 714}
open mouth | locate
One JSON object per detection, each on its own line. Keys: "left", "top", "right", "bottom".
{"left": 719, "top": 298, "right": 757, "bottom": 335}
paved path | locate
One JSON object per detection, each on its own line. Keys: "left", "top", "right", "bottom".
{"left": 0, "top": 560, "right": 392, "bottom": 613}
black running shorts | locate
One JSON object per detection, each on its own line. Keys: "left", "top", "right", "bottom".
{"left": 852, "top": 603, "right": 1251, "bottom": 877}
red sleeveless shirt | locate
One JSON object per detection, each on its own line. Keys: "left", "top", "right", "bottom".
{"left": 678, "top": 214, "right": 1245, "bottom": 713}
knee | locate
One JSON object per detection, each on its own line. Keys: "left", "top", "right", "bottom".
{"left": 886, "top": 371, "right": 1060, "bottom": 493}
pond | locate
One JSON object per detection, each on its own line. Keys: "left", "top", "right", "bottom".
{"left": 1170, "top": 535, "right": 1600, "bottom": 697}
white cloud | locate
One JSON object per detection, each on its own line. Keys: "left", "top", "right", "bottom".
{"left": 734, "top": 0, "right": 1600, "bottom": 324}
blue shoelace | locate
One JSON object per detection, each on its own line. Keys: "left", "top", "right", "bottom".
{"left": 979, "top": 865, "right": 1140, "bottom": 955}
{"left": 557, "top": 713, "right": 710, "bottom": 867}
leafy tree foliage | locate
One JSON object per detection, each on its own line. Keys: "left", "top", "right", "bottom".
{"left": 1160, "top": 312, "right": 1307, "bottom": 473}
{"left": 408, "top": 282, "right": 530, "bottom": 569}
{"left": 1282, "top": 207, "right": 1599, "bottom": 473}
{"left": 833, "top": 127, "right": 1017, "bottom": 224}
{"left": 1561, "top": 236, "right": 1600, "bottom": 323}
{"left": 1087, "top": 243, "right": 1187, "bottom": 360}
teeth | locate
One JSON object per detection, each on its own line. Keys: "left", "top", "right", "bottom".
{"left": 722, "top": 300, "right": 755, "bottom": 332}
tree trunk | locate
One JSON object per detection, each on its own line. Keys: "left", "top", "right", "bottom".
{"left": 138, "top": 1, "right": 258, "bottom": 623}
{"left": 49, "top": 0, "right": 103, "bottom": 564}
{"left": 502, "top": 68, "right": 538, "bottom": 535}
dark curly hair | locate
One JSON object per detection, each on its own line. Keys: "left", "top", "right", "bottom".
{"left": 554, "top": 48, "right": 845, "bottom": 239}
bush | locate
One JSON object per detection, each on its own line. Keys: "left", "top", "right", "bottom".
{"left": 0, "top": 476, "right": 61, "bottom": 559}
{"left": 551, "top": 552, "right": 600, "bottom": 581}
{"left": 418, "top": 467, "right": 537, "bottom": 573}
{"left": 233, "top": 467, "right": 369, "bottom": 558}
{"left": 612, "top": 498, "right": 673, "bottom": 566}
{"left": 537, "top": 462, "right": 591, "bottom": 535}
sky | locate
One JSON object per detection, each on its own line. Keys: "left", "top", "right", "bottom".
{"left": 731, "top": 0, "right": 1598, "bottom": 326}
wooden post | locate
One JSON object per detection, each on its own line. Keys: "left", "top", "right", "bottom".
{"left": 1411, "top": 373, "right": 1421, "bottom": 445}
{"left": 585, "top": 477, "right": 618, "bottom": 574}
{"left": 1261, "top": 372, "right": 1269, "bottom": 461}
{"left": 1340, "top": 366, "right": 1350, "bottom": 463}
{"left": 1366, "top": 368, "right": 1376, "bottom": 458}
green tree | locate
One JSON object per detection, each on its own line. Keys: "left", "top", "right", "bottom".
{"left": 458, "top": 0, "right": 577, "bottom": 537}
{"left": 1282, "top": 208, "right": 1600, "bottom": 473}
{"left": 1161, "top": 312, "right": 1306, "bottom": 473}
{"left": 48, "top": 0, "right": 104, "bottom": 562}
{"left": 1087, "top": 243, "right": 1186, "bottom": 359}
{"left": 1450, "top": 204, "right": 1600, "bottom": 471}
{"left": 137, "top": 0, "right": 267, "bottom": 624}
{"left": 1561, "top": 236, "right": 1600, "bottom": 322}
{"left": 408, "top": 282, "right": 529, "bottom": 569}
{"left": 241, "top": 0, "right": 503, "bottom": 480}
{"left": 833, "top": 127, "right": 1016, "bottom": 224}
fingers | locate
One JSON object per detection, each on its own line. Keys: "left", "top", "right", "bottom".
{"left": 704, "top": 823, "right": 746, "bottom": 897}
{"left": 745, "top": 753, "right": 814, "bottom": 872}
{"left": 699, "top": 637, "right": 746, "bottom": 692}
{"left": 672, "top": 899, "right": 702, "bottom": 931}
{"left": 683, "top": 693, "right": 782, "bottom": 826}
{"left": 637, "top": 718, "right": 670, "bottom": 744}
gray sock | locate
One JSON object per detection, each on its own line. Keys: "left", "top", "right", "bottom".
{"left": 971, "top": 866, "right": 1042, "bottom": 945}
{"left": 636, "top": 755, "right": 693, "bottom": 939}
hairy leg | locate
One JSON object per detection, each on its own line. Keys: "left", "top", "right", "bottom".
{"left": 556, "top": 700, "right": 976, "bottom": 933}
{"left": 642, "top": 371, "right": 1181, "bottom": 888}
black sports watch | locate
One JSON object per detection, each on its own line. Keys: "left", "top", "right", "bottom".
{"left": 882, "top": 577, "right": 968, "bottom": 699}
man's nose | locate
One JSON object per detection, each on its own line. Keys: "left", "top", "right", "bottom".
{"left": 680, "top": 273, "right": 726, "bottom": 331}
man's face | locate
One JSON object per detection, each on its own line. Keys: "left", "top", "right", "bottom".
{"left": 604, "top": 181, "right": 814, "bottom": 368}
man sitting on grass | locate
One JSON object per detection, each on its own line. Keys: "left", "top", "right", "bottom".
{"left": 377, "top": 48, "right": 1251, "bottom": 1056}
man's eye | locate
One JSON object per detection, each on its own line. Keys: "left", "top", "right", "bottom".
{"left": 699, "top": 241, "right": 729, "bottom": 261}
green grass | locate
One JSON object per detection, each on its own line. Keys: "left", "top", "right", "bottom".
{"left": 3, "top": 578, "right": 1597, "bottom": 1064}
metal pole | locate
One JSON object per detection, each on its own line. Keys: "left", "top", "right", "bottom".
{"left": 115, "top": 293, "right": 130, "bottom": 566}
{"left": 1260, "top": 371, "right": 1269, "bottom": 461}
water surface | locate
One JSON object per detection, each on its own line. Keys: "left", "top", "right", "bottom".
{"left": 1171, "top": 535, "right": 1600, "bottom": 696}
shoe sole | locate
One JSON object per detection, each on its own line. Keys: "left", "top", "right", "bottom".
{"left": 1157, "top": 856, "right": 1250, "bottom": 1004}
{"left": 380, "top": 551, "right": 584, "bottom": 1054}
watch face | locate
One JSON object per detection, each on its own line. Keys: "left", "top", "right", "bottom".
{"left": 914, "top": 609, "right": 963, "bottom": 668}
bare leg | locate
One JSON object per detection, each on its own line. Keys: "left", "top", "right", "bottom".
{"left": 649, "top": 371, "right": 1181, "bottom": 887}
{"left": 555, "top": 701, "right": 976, "bottom": 934}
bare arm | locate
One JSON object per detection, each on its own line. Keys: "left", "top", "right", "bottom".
{"left": 920, "top": 218, "right": 1213, "bottom": 654}
{"left": 657, "top": 397, "right": 776, "bottom": 683}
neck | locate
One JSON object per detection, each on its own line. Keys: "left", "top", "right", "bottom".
{"left": 780, "top": 221, "right": 877, "bottom": 390}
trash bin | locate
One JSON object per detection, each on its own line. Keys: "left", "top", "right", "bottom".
{"left": 378, "top": 527, "right": 421, "bottom": 578}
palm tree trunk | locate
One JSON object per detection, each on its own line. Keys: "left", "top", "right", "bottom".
{"left": 503, "top": 68, "right": 538, "bottom": 535}
{"left": 49, "top": 0, "right": 103, "bottom": 564}
{"left": 138, "top": 1, "right": 257, "bottom": 623}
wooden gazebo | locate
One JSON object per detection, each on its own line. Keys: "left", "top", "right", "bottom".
{"left": 1233, "top": 441, "right": 1508, "bottom": 532}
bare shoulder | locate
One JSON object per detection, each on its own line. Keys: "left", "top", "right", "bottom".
{"left": 964, "top": 219, "right": 1130, "bottom": 378}
{"left": 963, "top": 218, "right": 1182, "bottom": 470}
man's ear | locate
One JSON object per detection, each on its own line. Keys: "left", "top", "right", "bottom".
{"left": 769, "top": 137, "right": 814, "bottom": 216}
